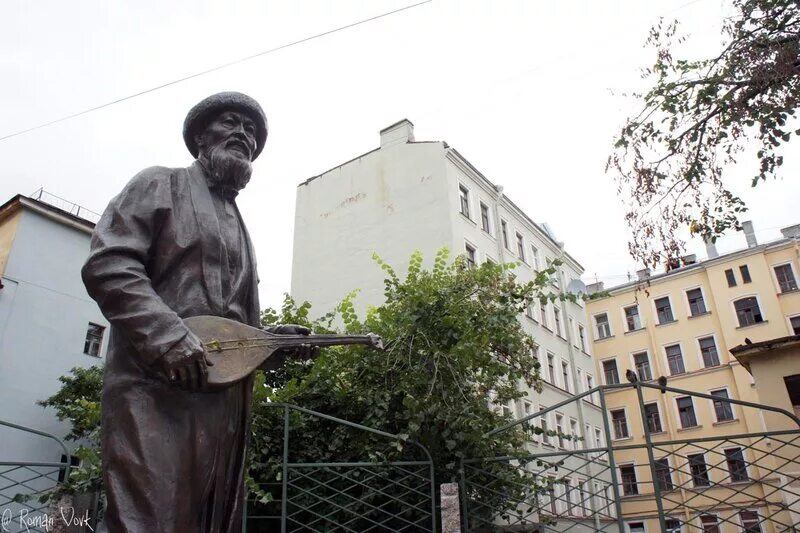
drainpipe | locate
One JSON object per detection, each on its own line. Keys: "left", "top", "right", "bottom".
{"left": 492, "top": 186, "right": 506, "bottom": 264}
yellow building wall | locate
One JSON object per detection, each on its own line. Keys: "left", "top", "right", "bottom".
{"left": 0, "top": 208, "right": 22, "bottom": 278}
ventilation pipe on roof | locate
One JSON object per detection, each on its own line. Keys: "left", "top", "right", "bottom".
{"left": 742, "top": 220, "right": 757, "bottom": 248}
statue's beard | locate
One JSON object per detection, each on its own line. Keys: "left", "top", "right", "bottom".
{"left": 204, "top": 144, "right": 253, "bottom": 194}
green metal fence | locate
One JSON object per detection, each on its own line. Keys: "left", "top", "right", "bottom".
{"left": 246, "top": 403, "right": 437, "bottom": 532}
{"left": 0, "top": 419, "right": 71, "bottom": 533}
{"left": 460, "top": 382, "right": 800, "bottom": 533}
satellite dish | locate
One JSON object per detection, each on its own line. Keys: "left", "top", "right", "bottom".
{"left": 566, "top": 278, "right": 587, "bottom": 295}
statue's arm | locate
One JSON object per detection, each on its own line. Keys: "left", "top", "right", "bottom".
{"left": 81, "top": 169, "right": 193, "bottom": 366}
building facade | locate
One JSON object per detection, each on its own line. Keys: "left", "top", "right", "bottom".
{"left": 586, "top": 226, "right": 800, "bottom": 532}
{"left": 0, "top": 192, "right": 107, "bottom": 465}
{"left": 292, "top": 119, "right": 613, "bottom": 529}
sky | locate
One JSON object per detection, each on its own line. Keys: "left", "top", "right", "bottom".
{"left": 2, "top": 0, "right": 798, "bottom": 310}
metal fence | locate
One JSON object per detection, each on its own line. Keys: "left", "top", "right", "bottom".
{"left": 245, "top": 403, "right": 437, "bottom": 532}
{"left": 0, "top": 420, "right": 71, "bottom": 533}
{"left": 460, "top": 382, "right": 800, "bottom": 533}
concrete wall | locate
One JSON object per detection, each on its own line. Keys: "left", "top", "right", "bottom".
{"left": 0, "top": 208, "right": 21, "bottom": 277}
{"left": 0, "top": 208, "right": 107, "bottom": 463}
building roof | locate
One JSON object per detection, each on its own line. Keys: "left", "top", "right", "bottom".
{"left": 730, "top": 334, "right": 800, "bottom": 372}
{"left": 0, "top": 193, "right": 97, "bottom": 234}
{"left": 598, "top": 235, "right": 798, "bottom": 297}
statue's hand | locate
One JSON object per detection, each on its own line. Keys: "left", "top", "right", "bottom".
{"left": 262, "top": 324, "right": 320, "bottom": 365}
{"left": 159, "top": 333, "right": 215, "bottom": 392}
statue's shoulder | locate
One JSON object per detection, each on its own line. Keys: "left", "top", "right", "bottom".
{"left": 122, "top": 165, "right": 190, "bottom": 193}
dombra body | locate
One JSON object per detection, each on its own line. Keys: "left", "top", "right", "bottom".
{"left": 184, "top": 315, "right": 383, "bottom": 388}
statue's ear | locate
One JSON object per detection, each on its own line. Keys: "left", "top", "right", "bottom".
{"left": 194, "top": 133, "right": 205, "bottom": 149}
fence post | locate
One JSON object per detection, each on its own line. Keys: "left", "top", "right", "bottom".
{"left": 459, "top": 461, "right": 470, "bottom": 532}
{"left": 635, "top": 380, "right": 667, "bottom": 532}
{"left": 281, "top": 405, "right": 289, "bottom": 533}
{"left": 599, "top": 387, "right": 626, "bottom": 532}
{"left": 440, "top": 482, "right": 462, "bottom": 533}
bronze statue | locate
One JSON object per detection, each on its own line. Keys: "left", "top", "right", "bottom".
{"left": 82, "top": 92, "right": 309, "bottom": 532}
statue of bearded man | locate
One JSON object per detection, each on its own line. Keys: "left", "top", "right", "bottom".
{"left": 82, "top": 92, "right": 310, "bottom": 532}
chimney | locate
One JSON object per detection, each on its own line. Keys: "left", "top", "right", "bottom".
{"left": 741, "top": 220, "right": 758, "bottom": 248}
{"left": 379, "top": 119, "right": 414, "bottom": 148}
{"left": 586, "top": 281, "right": 605, "bottom": 295}
{"left": 681, "top": 254, "right": 697, "bottom": 266}
{"left": 637, "top": 268, "right": 651, "bottom": 281}
{"left": 704, "top": 237, "right": 719, "bottom": 259}
{"left": 781, "top": 224, "right": 800, "bottom": 239}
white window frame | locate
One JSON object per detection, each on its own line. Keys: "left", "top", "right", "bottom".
{"left": 593, "top": 311, "right": 613, "bottom": 340}
{"left": 560, "top": 358, "right": 571, "bottom": 392}
{"left": 697, "top": 513, "right": 720, "bottom": 532}
{"left": 617, "top": 461, "right": 638, "bottom": 496}
{"left": 530, "top": 244, "right": 540, "bottom": 270}
{"left": 483, "top": 252, "right": 496, "bottom": 265}
{"left": 478, "top": 200, "right": 493, "bottom": 236}
{"left": 457, "top": 182, "right": 472, "bottom": 220}
{"left": 626, "top": 521, "right": 647, "bottom": 533}
{"left": 546, "top": 351, "right": 557, "bottom": 386}
{"left": 576, "top": 367, "right": 584, "bottom": 394}
{"left": 674, "top": 395, "right": 700, "bottom": 429}
{"left": 463, "top": 239, "right": 478, "bottom": 268}
{"left": 538, "top": 405, "right": 552, "bottom": 446}
{"left": 569, "top": 417, "right": 579, "bottom": 450}
{"left": 621, "top": 303, "right": 643, "bottom": 332}
{"left": 708, "top": 386, "right": 736, "bottom": 423}
{"left": 731, "top": 293, "right": 766, "bottom": 328}
{"left": 772, "top": 260, "right": 800, "bottom": 294}
{"left": 553, "top": 306, "right": 563, "bottom": 337}
{"left": 642, "top": 400, "right": 664, "bottom": 433}
{"left": 577, "top": 323, "right": 588, "bottom": 352}
{"left": 736, "top": 509, "right": 761, "bottom": 532}
{"left": 684, "top": 284, "right": 709, "bottom": 317}
{"left": 695, "top": 332, "right": 722, "bottom": 368}
{"left": 652, "top": 293, "right": 677, "bottom": 325}
{"left": 788, "top": 313, "right": 800, "bottom": 335}
{"left": 555, "top": 412, "right": 566, "bottom": 448}
{"left": 515, "top": 231, "right": 526, "bottom": 263}
{"left": 663, "top": 341, "right": 687, "bottom": 376}
{"left": 601, "top": 357, "right": 621, "bottom": 385}
{"left": 629, "top": 350, "right": 653, "bottom": 381}
{"left": 610, "top": 406, "right": 631, "bottom": 440}
{"left": 500, "top": 218, "right": 510, "bottom": 249}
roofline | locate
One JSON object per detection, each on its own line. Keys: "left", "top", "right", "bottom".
{"left": 446, "top": 147, "right": 585, "bottom": 273}
{"left": 379, "top": 118, "right": 414, "bottom": 134}
{"left": 0, "top": 194, "right": 96, "bottom": 234}
{"left": 597, "top": 237, "right": 798, "bottom": 297}
{"left": 730, "top": 334, "right": 800, "bottom": 356}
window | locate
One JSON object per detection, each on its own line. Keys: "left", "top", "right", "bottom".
{"left": 458, "top": 185, "right": 470, "bottom": 218}
{"left": 555, "top": 413, "right": 565, "bottom": 448}
{"left": 543, "top": 477, "right": 556, "bottom": 514}
{"left": 576, "top": 480, "right": 587, "bottom": 516}
{"left": 464, "top": 243, "right": 476, "bottom": 268}
{"left": 516, "top": 232, "right": 525, "bottom": 261}
{"left": 523, "top": 401, "right": 532, "bottom": 417}
{"left": 633, "top": 352, "right": 653, "bottom": 381}
{"left": 677, "top": 396, "right": 698, "bottom": 428}
{"left": 624, "top": 305, "right": 642, "bottom": 331}
{"left": 603, "top": 359, "right": 620, "bottom": 385}
{"left": 547, "top": 353, "right": 556, "bottom": 384}
{"left": 479, "top": 202, "right": 490, "bottom": 233}
{"left": 688, "top": 453, "right": 710, "bottom": 486}
{"left": 665, "top": 344, "right": 686, "bottom": 375}
{"left": 500, "top": 220, "right": 509, "bottom": 249}
{"left": 530, "top": 245, "right": 539, "bottom": 270}
{"left": 628, "top": 522, "right": 645, "bottom": 533}
{"left": 711, "top": 389, "right": 734, "bottom": 422}
{"left": 586, "top": 375, "right": 595, "bottom": 402}
{"left": 611, "top": 409, "right": 629, "bottom": 439}
{"left": 655, "top": 296, "right": 675, "bottom": 323}
{"left": 554, "top": 307, "right": 563, "bottom": 336}
{"left": 561, "top": 361, "right": 570, "bottom": 392}
{"left": 740, "top": 264, "right": 752, "bottom": 283}
{"left": 655, "top": 458, "right": 674, "bottom": 491}
{"left": 563, "top": 477, "right": 573, "bottom": 514}
{"left": 540, "top": 302, "right": 549, "bottom": 329}
{"left": 644, "top": 403, "right": 663, "bottom": 433}
{"left": 785, "top": 375, "right": 800, "bottom": 407}
{"left": 725, "top": 268, "right": 737, "bottom": 287}
{"left": 700, "top": 514, "right": 720, "bottom": 533}
{"left": 539, "top": 406, "right": 550, "bottom": 445}
{"left": 577, "top": 324, "right": 587, "bottom": 351}
{"left": 525, "top": 304, "right": 533, "bottom": 319}
{"left": 791, "top": 316, "right": 800, "bottom": 335}
{"left": 775, "top": 263, "right": 798, "bottom": 293}
{"left": 665, "top": 518, "right": 682, "bottom": 533}
{"left": 699, "top": 336, "right": 720, "bottom": 367}
{"left": 594, "top": 427, "right": 603, "bottom": 450}
{"left": 84, "top": 323, "right": 105, "bottom": 357}
{"left": 734, "top": 297, "right": 764, "bottom": 327}
{"left": 739, "top": 510, "right": 761, "bottom": 532}
{"left": 619, "top": 465, "right": 638, "bottom": 495}
{"left": 595, "top": 313, "right": 611, "bottom": 339}
{"left": 725, "top": 447, "right": 748, "bottom": 482}
{"left": 576, "top": 368, "right": 583, "bottom": 393}
{"left": 501, "top": 401, "right": 513, "bottom": 418}
{"left": 570, "top": 418, "right": 578, "bottom": 450}
{"left": 686, "top": 288, "right": 707, "bottom": 316}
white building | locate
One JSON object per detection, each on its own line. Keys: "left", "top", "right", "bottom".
{"left": 292, "top": 120, "right": 614, "bottom": 529}
{"left": 0, "top": 192, "right": 107, "bottom": 465}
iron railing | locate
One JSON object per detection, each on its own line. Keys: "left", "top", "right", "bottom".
{"left": 460, "top": 382, "right": 800, "bottom": 532}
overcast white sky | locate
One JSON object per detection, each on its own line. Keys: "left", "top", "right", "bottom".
{"left": 2, "top": 0, "right": 798, "bottom": 310}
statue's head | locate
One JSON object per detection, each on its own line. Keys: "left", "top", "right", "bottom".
{"left": 183, "top": 92, "right": 268, "bottom": 194}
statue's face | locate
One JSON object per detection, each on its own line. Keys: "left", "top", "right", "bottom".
{"left": 200, "top": 110, "right": 258, "bottom": 162}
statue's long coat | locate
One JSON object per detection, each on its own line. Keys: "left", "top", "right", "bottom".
{"left": 82, "top": 161, "right": 259, "bottom": 533}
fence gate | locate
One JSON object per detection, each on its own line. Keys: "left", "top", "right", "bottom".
{"left": 245, "top": 404, "right": 437, "bottom": 532}
{"left": 460, "top": 382, "right": 800, "bottom": 533}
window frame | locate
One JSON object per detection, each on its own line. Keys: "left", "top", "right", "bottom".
{"left": 725, "top": 268, "right": 737, "bottom": 287}
{"left": 688, "top": 453, "right": 711, "bottom": 487}
{"left": 709, "top": 387, "right": 735, "bottom": 423}
{"left": 594, "top": 312, "right": 612, "bottom": 340}
{"left": 618, "top": 463, "right": 638, "bottom": 496}
{"left": 685, "top": 286, "right": 708, "bottom": 317}
{"left": 664, "top": 343, "right": 686, "bottom": 375}
{"left": 738, "top": 510, "right": 762, "bottom": 533}
{"left": 553, "top": 306, "right": 563, "bottom": 337}
{"left": 699, "top": 513, "right": 720, "bottom": 533}
{"left": 675, "top": 396, "right": 699, "bottom": 429}
{"left": 83, "top": 322, "right": 106, "bottom": 357}
{"left": 653, "top": 295, "right": 676, "bottom": 325}
{"left": 463, "top": 241, "right": 477, "bottom": 269}
{"left": 788, "top": 314, "right": 800, "bottom": 335}
{"left": 643, "top": 401, "right": 663, "bottom": 434}
{"left": 697, "top": 334, "right": 721, "bottom": 368}
{"left": 772, "top": 261, "right": 799, "bottom": 294}
{"left": 610, "top": 407, "right": 630, "bottom": 440}
{"left": 515, "top": 231, "right": 526, "bottom": 262}
{"left": 724, "top": 446, "right": 749, "bottom": 483}
{"left": 740, "top": 264, "right": 752, "bottom": 283}
{"left": 458, "top": 183, "right": 472, "bottom": 220}
{"left": 602, "top": 358, "right": 620, "bottom": 385}
{"left": 654, "top": 457, "right": 675, "bottom": 491}
{"left": 560, "top": 358, "right": 571, "bottom": 392}
{"left": 733, "top": 295, "right": 765, "bottom": 328}
{"left": 623, "top": 303, "right": 643, "bottom": 332}
{"left": 631, "top": 350, "right": 653, "bottom": 381}
{"left": 478, "top": 201, "right": 492, "bottom": 235}
{"left": 530, "top": 244, "right": 539, "bottom": 270}
{"left": 500, "top": 219, "right": 510, "bottom": 249}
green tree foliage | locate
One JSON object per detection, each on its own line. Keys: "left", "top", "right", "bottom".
{"left": 608, "top": 0, "right": 799, "bottom": 267}
{"left": 248, "top": 249, "right": 568, "bottom": 519}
